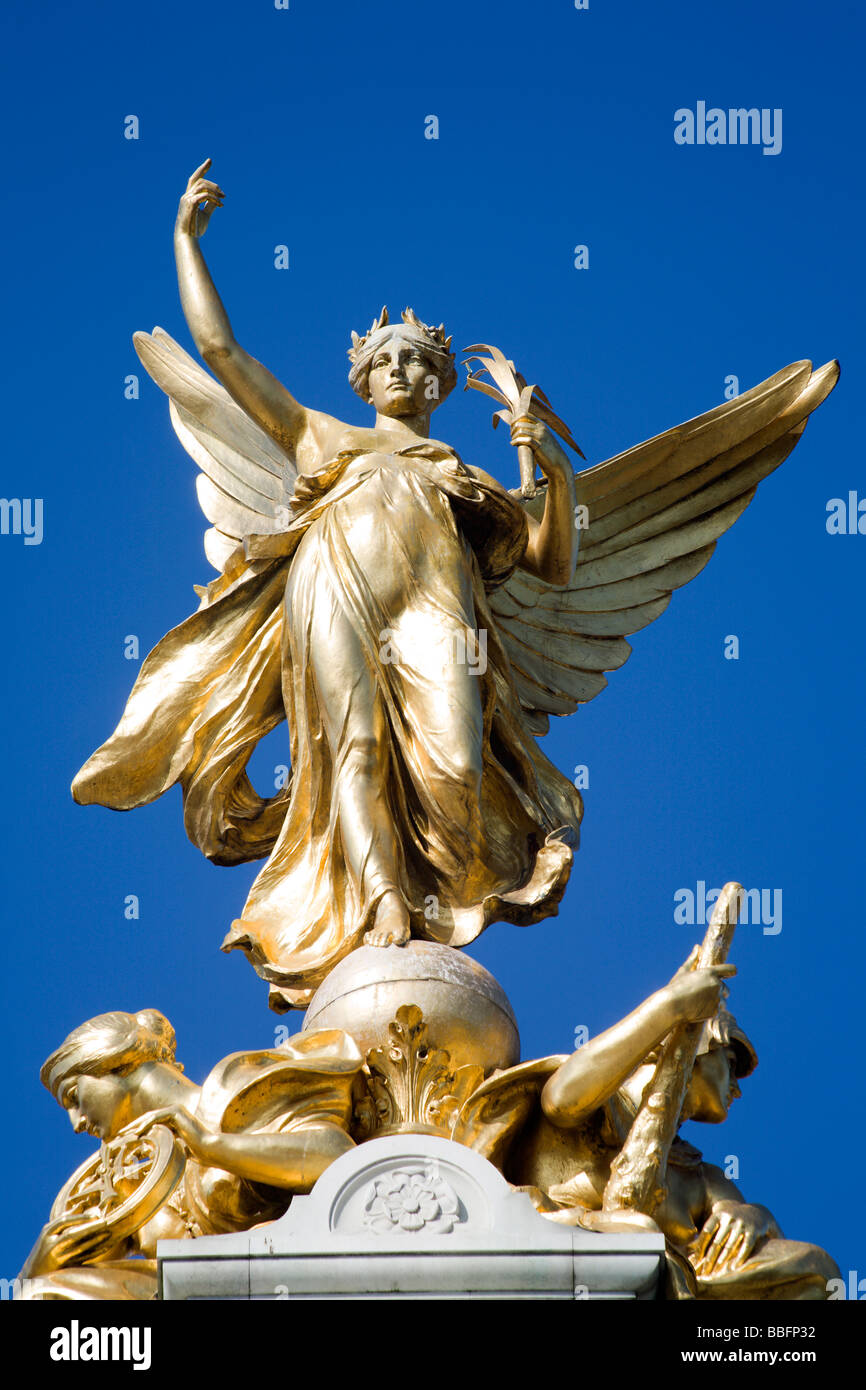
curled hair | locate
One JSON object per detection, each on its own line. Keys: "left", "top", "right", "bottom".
{"left": 41, "top": 1009, "right": 178, "bottom": 1099}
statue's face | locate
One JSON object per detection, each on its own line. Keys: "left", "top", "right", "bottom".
{"left": 59, "top": 1071, "right": 137, "bottom": 1141}
{"left": 686, "top": 1046, "right": 742, "bottom": 1124}
{"left": 366, "top": 333, "right": 436, "bottom": 417}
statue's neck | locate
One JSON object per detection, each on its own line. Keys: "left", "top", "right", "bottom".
{"left": 373, "top": 410, "right": 431, "bottom": 439}
{"left": 132, "top": 1061, "right": 200, "bottom": 1118}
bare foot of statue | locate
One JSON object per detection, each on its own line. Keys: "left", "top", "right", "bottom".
{"left": 364, "top": 891, "right": 411, "bottom": 947}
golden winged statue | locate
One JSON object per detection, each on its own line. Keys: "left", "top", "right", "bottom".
{"left": 72, "top": 159, "right": 838, "bottom": 1011}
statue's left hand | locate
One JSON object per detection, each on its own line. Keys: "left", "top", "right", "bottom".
{"left": 692, "top": 1201, "right": 773, "bottom": 1276}
{"left": 509, "top": 415, "right": 570, "bottom": 479}
{"left": 120, "top": 1106, "right": 208, "bottom": 1155}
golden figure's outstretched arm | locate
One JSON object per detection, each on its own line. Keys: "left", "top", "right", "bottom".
{"left": 541, "top": 952, "right": 734, "bottom": 1128}
{"left": 175, "top": 159, "right": 307, "bottom": 458}
{"left": 122, "top": 1105, "right": 354, "bottom": 1193}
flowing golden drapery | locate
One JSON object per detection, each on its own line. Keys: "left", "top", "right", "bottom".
{"left": 74, "top": 444, "right": 582, "bottom": 1008}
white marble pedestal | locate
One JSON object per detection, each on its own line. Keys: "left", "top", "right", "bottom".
{"left": 158, "top": 1135, "right": 665, "bottom": 1300}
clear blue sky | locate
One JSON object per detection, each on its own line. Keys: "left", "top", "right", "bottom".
{"left": 2, "top": 0, "right": 863, "bottom": 1281}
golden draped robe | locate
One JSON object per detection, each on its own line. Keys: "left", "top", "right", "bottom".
{"left": 74, "top": 443, "right": 583, "bottom": 1008}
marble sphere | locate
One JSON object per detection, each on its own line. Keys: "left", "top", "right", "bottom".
{"left": 303, "top": 941, "right": 520, "bottom": 1074}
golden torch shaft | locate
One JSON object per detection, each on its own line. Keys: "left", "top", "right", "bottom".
{"left": 517, "top": 443, "right": 537, "bottom": 498}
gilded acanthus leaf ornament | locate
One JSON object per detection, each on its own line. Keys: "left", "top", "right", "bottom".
{"left": 359, "top": 1006, "right": 484, "bottom": 1138}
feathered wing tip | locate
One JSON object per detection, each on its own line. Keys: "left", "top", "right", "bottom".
{"left": 487, "top": 359, "right": 839, "bottom": 723}
{"left": 133, "top": 327, "right": 297, "bottom": 578}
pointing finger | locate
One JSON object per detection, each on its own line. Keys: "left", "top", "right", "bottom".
{"left": 188, "top": 157, "right": 212, "bottom": 186}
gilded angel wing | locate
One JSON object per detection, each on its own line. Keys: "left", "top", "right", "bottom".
{"left": 489, "top": 360, "right": 839, "bottom": 728}
{"left": 133, "top": 327, "right": 297, "bottom": 574}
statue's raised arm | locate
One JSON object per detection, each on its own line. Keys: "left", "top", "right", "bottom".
{"left": 174, "top": 160, "right": 311, "bottom": 463}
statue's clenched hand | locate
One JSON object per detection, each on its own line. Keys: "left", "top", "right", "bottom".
{"left": 662, "top": 946, "right": 736, "bottom": 1026}
{"left": 176, "top": 158, "right": 225, "bottom": 239}
{"left": 509, "top": 414, "right": 571, "bottom": 480}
